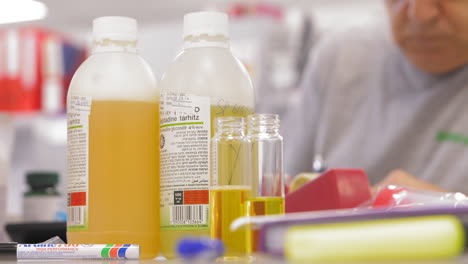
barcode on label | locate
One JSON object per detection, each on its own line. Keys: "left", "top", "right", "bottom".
{"left": 67, "top": 206, "right": 85, "bottom": 226}
{"left": 170, "top": 205, "right": 207, "bottom": 225}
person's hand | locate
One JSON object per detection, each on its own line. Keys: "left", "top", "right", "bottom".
{"left": 372, "top": 169, "right": 446, "bottom": 194}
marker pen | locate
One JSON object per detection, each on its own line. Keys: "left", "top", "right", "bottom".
{"left": 0, "top": 243, "right": 139, "bottom": 260}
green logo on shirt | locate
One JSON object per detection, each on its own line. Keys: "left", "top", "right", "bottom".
{"left": 436, "top": 131, "right": 468, "bottom": 145}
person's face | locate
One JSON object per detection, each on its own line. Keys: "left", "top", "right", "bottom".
{"left": 385, "top": 0, "right": 468, "bottom": 74}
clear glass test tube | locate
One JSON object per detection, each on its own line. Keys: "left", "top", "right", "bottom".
{"left": 245, "top": 114, "right": 285, "bottom": 253}
{"left": 210, "top": 116, "right": 251, "bottom": 260}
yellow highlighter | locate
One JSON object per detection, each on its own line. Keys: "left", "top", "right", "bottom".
{"left": 285, "top": 215, "right": 465, "bottom": 262}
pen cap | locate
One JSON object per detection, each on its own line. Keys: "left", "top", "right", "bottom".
{"left": 0, "top": 242, "right": 17, "bottom": 260}
{"left": 177, "top": 237, "right": 225, "bottom": 259}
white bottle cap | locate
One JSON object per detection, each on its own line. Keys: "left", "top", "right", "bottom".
{"left": 93, "top": 16, "right": 137, "bottom": 41}
{"left": 183, "top": 11, "right": 229, "bottom": 39}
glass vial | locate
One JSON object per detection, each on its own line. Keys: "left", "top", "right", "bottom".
{"left": 23, "top": 172, "right": 64, "bottom": 222}
{"left": 245, "top": 114, "right": 285, "bottom": 253}
{"left": 210, "top": 116, "right": 251, "bottom": 259}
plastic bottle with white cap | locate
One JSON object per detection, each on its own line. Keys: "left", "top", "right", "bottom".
{"left": 159, "top": 11, "right": 255, "bottom": 258}
{"left": 66, "top": 16, "right": 160, "bottom": 259}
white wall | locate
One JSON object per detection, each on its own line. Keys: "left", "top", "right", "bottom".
{"left": 310, "top": 0, "right": 387, "bottom": 31}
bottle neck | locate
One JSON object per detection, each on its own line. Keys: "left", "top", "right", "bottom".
{"left": 248, "top": 114, "right": 281, "bottom": 137}
{"left": 29, "top": 184, "right": 56, "bottom": 191}
{"left": 183, "top": 35, "right": 229, "bottom": 49}
{"left": 216, "top": 128, "right": 245, "bottom": 138}
{"left": 92, "top": 38, "right": 138, "bottom": 54}
{"left": 26, "top": 185, "right": 58, "bottom": 196}
{"left": 214, "top": 117, "right": 245, "bottom": 138}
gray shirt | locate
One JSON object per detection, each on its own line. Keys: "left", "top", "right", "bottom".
{"left": 283, "top": 26, "right": 468, "bottom": 193}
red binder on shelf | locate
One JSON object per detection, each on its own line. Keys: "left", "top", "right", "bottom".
{"left": 0, "top": 27, "right": 85, "bottom": 113}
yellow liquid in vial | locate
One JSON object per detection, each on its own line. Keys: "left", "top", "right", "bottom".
{"left": 67, "top": 100, "right": 160, "bottom": 260}
{"left": 245, "top": 197, "right": 285, "bottom": 253}
{"left": 210, "top": 186, "right": 251, "bottom": 258}
{"left": 160, "top": 105, "right": 253, "bottom": 259}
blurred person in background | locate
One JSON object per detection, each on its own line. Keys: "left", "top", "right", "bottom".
{"left": 284, "top": 0, "right": 468, "bottom": 194}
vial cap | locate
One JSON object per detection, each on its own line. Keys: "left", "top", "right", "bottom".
{"left": 183, "top": 11, "right": 229, "bottom": 39}
{"left": 26, "top": 172, "right": 59, "bottom": 187}
{"left": 93, "top": 16, "right": 137, "bottom": 41}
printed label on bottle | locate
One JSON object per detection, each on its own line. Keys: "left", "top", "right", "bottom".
{"left": 160, "top": 92, "right": 210, "bottom": 230}
{"left": 24, "top": 196, "right": 64, "bottom": 222}
{"left": 67, "top": 95, "right": 91, "bottom": 231}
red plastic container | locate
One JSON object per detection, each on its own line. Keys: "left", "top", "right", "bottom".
{"left": 285, "top": 169, "right": 372, "bottom": 213}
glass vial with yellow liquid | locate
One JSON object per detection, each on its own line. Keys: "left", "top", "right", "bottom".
{"left": 66, "top": 17, "right": 160, "bottom": 259}
{"left": 245, "top": 114, "right": 285, "bottom": 253}
{"left": 159, "top": 11, "right": 255, "bottom": 259}
{"left": 211, "top": 117, "right": 251, "bottom": 259}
